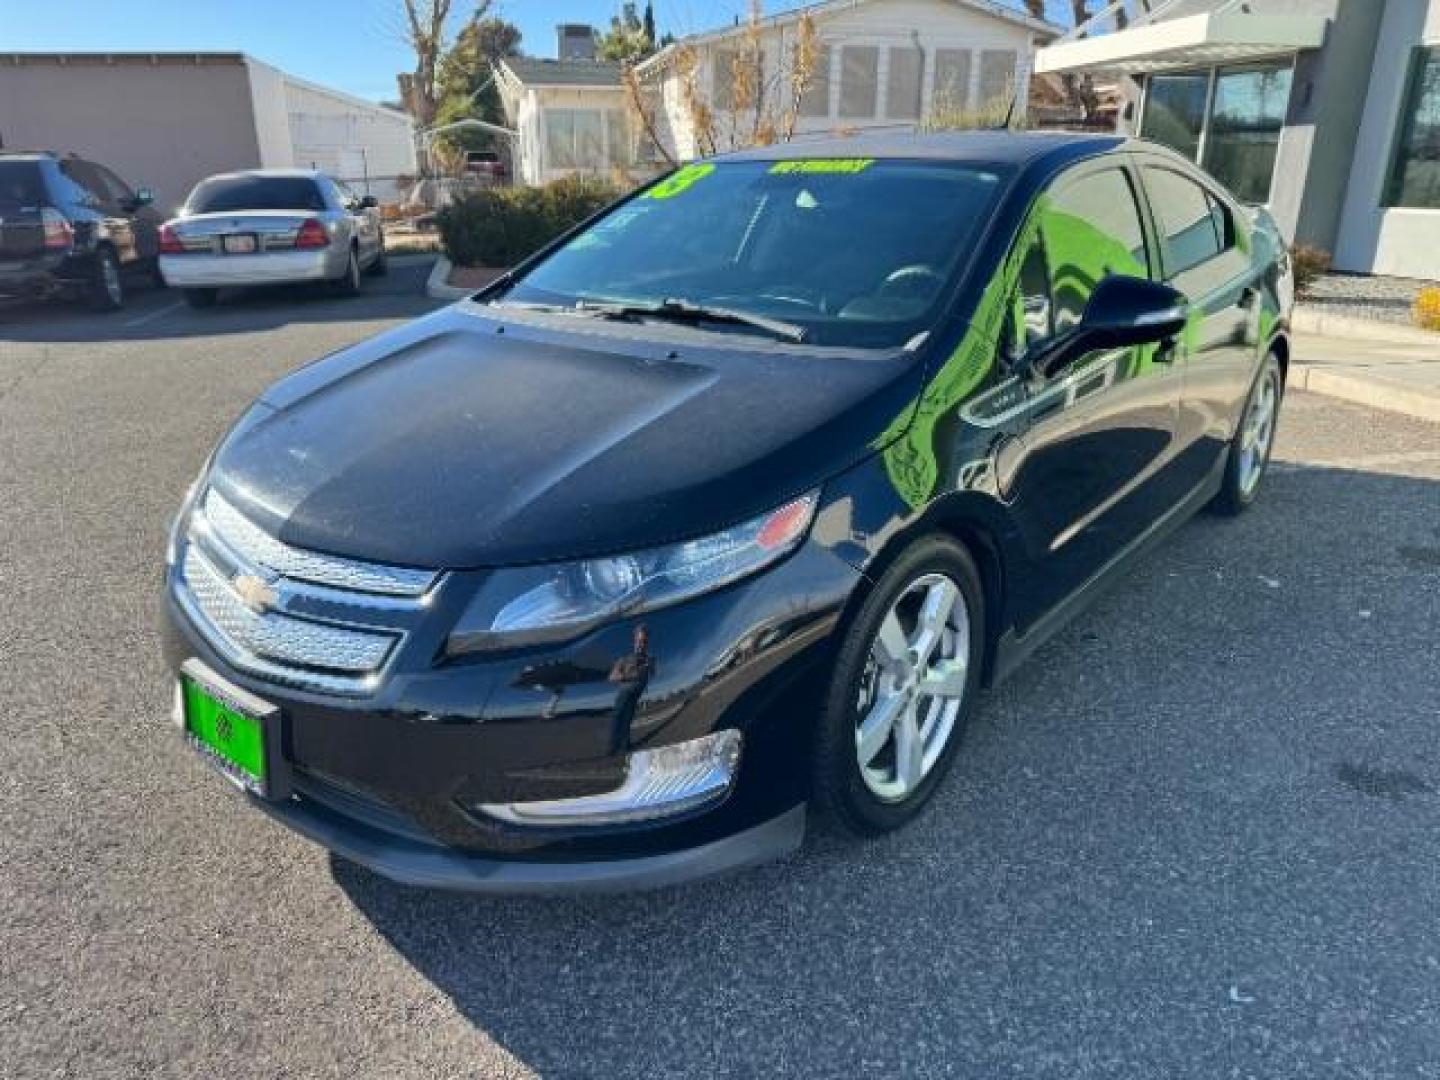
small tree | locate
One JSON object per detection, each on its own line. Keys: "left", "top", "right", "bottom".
{"left": 395, "top": 0, "right": 459, "bottom": 131}
{"left": 625, "top": 3, "right": 819, "bottom": 162}
{"left": 598, "top": 2, "right": 655, "bottom": 64}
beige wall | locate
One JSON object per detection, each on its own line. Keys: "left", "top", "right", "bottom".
{"left": 0, "top": 56, "right": 263, "bottom": 212}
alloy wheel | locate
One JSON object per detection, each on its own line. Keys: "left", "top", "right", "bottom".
{"left": 854, "top": 573, "right": 970, "bottom": 803}
{"left": 100, "top": 254, "right": 122, "bottom": 306}
{"left": 1238, "top": 371, "right": 1278, "bottom": 496}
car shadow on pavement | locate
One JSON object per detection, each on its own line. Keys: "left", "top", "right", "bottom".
{"left": 0, "top": 256, "right": 445, "bottom": 344}
{"left": 330, "top": 455, "right": 1440, "bottom": 1078}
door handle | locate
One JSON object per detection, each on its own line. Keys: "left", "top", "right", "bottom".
{"left": 1238, "top": 286, "right": 1260, "bottom": 310}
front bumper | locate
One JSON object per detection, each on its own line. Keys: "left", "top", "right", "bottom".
{"left": 163, "top": 536, "right": 859, "bottom": 892}
{"left": 160, "top": 249, "right": 338, "bottom": 288}
{"left": 258, "top": 778, "right": 806, "bottom": 894}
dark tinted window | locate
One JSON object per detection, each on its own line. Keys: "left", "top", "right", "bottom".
{"left": 1387, "top": 46, "right": 1440, "bottom": 208}
{"left": 1143, "top": 166, "right": 1230, "bottom": 275}
{"left": 0, "top": 161, "right": 46, "bottom": 208}
{"left": 502, "top": 160, "right": 1009, "bottom": 348}
{"left": 93, "top": 165, "right": 136, "bottom": 204}
{"left": 1044, "top": 168, "right": 1149, "bottom": 331}
{"left": 187, "top": 176, "right": 327, "bottom": 213}
{"left": 59, "top": 160, "right": 106, "bottom": 207}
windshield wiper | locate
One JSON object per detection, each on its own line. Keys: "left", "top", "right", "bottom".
{"left": 574, "top": 297, "right": 808, "bottom": 343}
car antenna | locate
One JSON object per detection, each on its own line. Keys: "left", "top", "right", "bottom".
{"left": 994, "top": 88, "right": 1018, "bottom": 131}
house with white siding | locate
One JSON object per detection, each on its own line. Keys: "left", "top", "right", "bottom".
{"left": 633, "top": 0, "right": 1061, "bottom": 162}
{"left": 495, "top": 57, "right": 635, "bottom": 186}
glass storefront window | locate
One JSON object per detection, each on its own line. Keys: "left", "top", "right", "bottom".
{"left": 1140, "top": 62, "right": 1294, "bottom": 205}
{"left": 1140, "top": 74, "right": 1209, "bottom": 161}
{"left": 1202, "top": 65, "right": 1294, "bottom": 204}
{"left": 1386, "top": 47, "right": 1440, "bottom": 208}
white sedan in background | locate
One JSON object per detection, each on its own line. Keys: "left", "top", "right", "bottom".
{"left": 159, "top": 168, "right": 386, "bottom": 307}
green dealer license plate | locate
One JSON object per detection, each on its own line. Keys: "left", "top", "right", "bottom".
{"left": 180, "top": 662, "right": 277, "bottom": 797}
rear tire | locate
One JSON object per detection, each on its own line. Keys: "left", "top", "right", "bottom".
{"left": 1211, "top": 352, "right": 1283, "bottom": 516}
{"left": 183, "top": 288, "right": 218, "bottom": 309}
{"left": 88, "top": 247, "right": 124, "bottom": 311}
{"left": 333, "top": 247, "right": 362, "bottom": 297}
{"left": 366, "top": 239, "right": 389, "bottom": 277}
{"left": 812, "top": 535, "right": 985, "bottom": 837}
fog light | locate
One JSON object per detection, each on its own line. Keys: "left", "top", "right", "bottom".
{"left": 477, "top": 729, "right": 743, "bottom": 827}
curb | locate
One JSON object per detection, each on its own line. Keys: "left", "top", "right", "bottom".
{"left": 425, "top": 255, "right": 473, "bottom": 301}
{"left": 1291, "top": 307, "right": 1438, "bottom": 346}
{"left": 1291, "top": 365, "right": 1440, "bottom": 425}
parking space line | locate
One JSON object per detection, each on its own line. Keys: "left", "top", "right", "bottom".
{"left": 123, "top": 300, "right": 186, "bottom": 328}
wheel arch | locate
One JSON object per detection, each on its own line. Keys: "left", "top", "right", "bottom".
{"left": 833, "top": 495, "right": 1013, "bottom": 688}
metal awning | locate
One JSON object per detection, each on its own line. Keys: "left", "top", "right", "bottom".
{"left": 1034, "top": 12, "right": 1328, "bottom": 75}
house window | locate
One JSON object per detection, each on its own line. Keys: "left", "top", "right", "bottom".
{"left": 546, "top": 109, "right": 606, "bottom": 170}
{"left": 887, "top": 47, "right": 925, "bottom": 120}
{"left": 1386, "top": 46, "right": 1440, "bottom": 208}
{"left": 546, "top": 110, "right": 577, "bottom": 169}
{"left": 933, "top": 48, "right": 972, "bottom": 110}
{"left": 1140, "top": 62, "right": 1294, "bottom": 204}
{"left": 1140, "top": 73, "right": 1209, "bottom": 161}
{"left": 1202, "top": 65, "right": 1293, "bottom": 204}
{"left": 978, "top": 50, "right": 1016, "bottom": 108}
{"left": 839, "top": 45, "right": 879, "bottom": 118}
{"left": 798, "top": 44, "right": 831, "bottom": 117}
{"left": 606, "top": 110, "right": 633, "bottom": 167}
{"left": 713, "top": 48, "right": 737, "bottom": 110}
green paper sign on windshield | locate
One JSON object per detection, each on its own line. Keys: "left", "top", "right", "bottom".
{"left": 645, "top": 163, "right": 716, "bottom": 199}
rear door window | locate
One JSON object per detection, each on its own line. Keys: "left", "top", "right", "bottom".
{"left": 59, "top": 160, "right": 108, "bottom": 209}
{"left": 1142, "top": 166, "right": 1231, "bottom": 276}
{"left": 187, "top": 176, "right": 327, "bottom": 213}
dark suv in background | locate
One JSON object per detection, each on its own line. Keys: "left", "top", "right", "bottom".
{"left": 0, "top": 151, "right": 163, "bottom": 310}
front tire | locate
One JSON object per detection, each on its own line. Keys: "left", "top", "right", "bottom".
{"left": 1212, "top": 352, "right": 1283, "bottom": 515}
{"left": 88, "top": 247, "right": 124, "bottom": 311}
{"left": 812, "top": 535, "right": 985, "bottom": 836}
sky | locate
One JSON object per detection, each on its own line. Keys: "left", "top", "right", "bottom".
{"left": 3, "top": 0, "right": 1064, "bottom": 103}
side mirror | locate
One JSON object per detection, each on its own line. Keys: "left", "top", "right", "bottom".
{"left": 359, "top": 194, "right": 379, "bottom": 209}
{"left": 133, "top": 187, "right": 155, "bottom": 207}
{"left": 1026, "top": 275, "right": 1188, "bottom": 381}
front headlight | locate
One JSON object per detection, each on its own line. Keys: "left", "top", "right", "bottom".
{"left": 448, "top": 491, "right": 819, "bottom": 653}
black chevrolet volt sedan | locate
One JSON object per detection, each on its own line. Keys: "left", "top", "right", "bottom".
{"left": 163, "top": 132, "right": 1292, "bottom": 893}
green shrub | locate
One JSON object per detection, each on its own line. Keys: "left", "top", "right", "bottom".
{"left": 437, "top": 176, "right": 620, "bottom": 268}
{"left": 1290, "top": 244, "right": 1331, "bottom": 296}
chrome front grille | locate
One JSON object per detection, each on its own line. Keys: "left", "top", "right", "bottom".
{"left": 174, "top": 489, "right": 441, "bottom": 695}
{"left": 202, "top": 490, "right": 436, "bottom": 597}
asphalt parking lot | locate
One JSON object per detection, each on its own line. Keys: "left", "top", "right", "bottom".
{"left": 2, "top": 266, "right": 1439, "bottom": 1078}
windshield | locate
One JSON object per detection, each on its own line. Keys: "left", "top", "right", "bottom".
{"left": 186, "top": 176, "right": 327, "bottom": 214}
{"left": 498, "top": 159, "right": 1009, "bottom": 348}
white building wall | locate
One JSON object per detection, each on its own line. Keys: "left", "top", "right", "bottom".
{"left": 650, "top": 0, "right": 1038, "bottom": 160}
{"left": 282, "top": 75, "right": 417, "bottom": 202}
{"left": 244, "top": 58, "right": 294, "bottom": 169}
{"left": 1334, "top": 0, "right": 1440, "bottom": 277}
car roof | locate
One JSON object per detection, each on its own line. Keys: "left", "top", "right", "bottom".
{"left": 716, "top": 130, "right": 1126, "bottom": 168}
{"left": 199, "top": 168, "right": 327, "bottom": 181}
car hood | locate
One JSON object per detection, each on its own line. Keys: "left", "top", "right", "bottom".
{"left": 209, "top": 303, "right": 924, "bottom": 568}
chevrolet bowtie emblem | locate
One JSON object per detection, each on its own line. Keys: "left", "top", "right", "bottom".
{"left": 232, "top": 572, "right": 280, "bottom": 613}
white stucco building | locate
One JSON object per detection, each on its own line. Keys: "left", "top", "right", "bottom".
{"left": 1036, "top": 0, "right": 1440, "bottom": 279}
